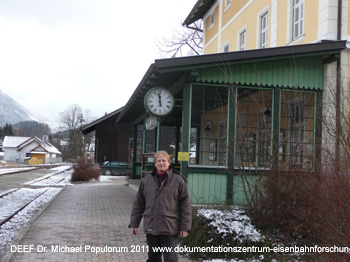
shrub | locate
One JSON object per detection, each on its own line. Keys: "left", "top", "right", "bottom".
{"left": 71, "top": 157, "right": 100, "bottom": 182}
{"left": 252, "top": 168, "right": 350, "bottom": 261}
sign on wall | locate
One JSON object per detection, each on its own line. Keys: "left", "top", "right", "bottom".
{"left": 178, "top": 152, "right": 189, "bottom": 161}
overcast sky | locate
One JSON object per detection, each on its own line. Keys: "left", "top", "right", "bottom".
{"left": 0, "top": 0, "right": 197, "bottom": 126}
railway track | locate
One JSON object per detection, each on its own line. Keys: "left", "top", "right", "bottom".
{"left": 0, "top": 188, "right": 50, "bottom": 227}
{"left": 0, "top": 166, "right": 72, "bottom": 228}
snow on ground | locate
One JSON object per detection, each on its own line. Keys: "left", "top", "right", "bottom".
{"left": 0, "top": 164, "right": 70, "bottom": 175}
{"left": 196, "top": 208, "right": 267, "bottom": 262}
{"left": 0, "top": 167, "right": 36, "bottom": 175}
{"left": 0, "top": 187, "right": 49, "bottom": 222}
{"left": 25, "top": 168, "right": 73, "bottom": 186}
{"left": 99, "top": 175, "right": 129, "bottom": 183}
{"left": 197, "top": 208, "right": 264, "bottom": 243}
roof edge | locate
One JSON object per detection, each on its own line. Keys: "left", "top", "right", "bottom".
{"left": 81, "top": 107, "right": 124, "bottom": 134}
{"left": 155, "top": 41, "right": 347, "bottom": 70}
{"left": 116, "top": 64, "right": 158, "bottom": 123}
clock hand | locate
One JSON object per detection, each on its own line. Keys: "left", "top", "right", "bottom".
{"left": 158, "top": 92, "right": 162, "bottom": 107}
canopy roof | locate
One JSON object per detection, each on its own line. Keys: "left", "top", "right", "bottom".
{"left": 117, "top": 41, "right": 346, "bottom": 124}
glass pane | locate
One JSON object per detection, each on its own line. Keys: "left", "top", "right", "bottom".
{"left": 144, "top": 128, "right": 156, "bottom": 154}
{"left": 190, "top": 85, "right": 228, "bottom": 166}
{"left": 136, "top": 125, "right": 144, "bottom": 162}
{"left": 279, "top": 91, "right": 315, "bottom": 170}
{"left": 235, "top": 88, "right": 272, "bottom": 169}
{"left": 159, "top": 126, "right": 177, "bottom": 162}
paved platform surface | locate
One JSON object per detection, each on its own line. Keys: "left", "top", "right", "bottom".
{"left": 5, "top": 179, "right": 192, "bottom": 262}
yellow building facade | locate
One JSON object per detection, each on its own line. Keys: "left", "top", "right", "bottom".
{"left": 187, "top": 0, "right": 350, "bottom": 83}
{"left": 196, "top": 0, "right": 345, "bottom": 53}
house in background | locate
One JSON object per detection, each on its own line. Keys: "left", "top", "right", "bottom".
{"left": 0, "top": 140, "right": 3, "bottom": 161}
{"left": 3, "top": 136, "right": 62, "bottom": 164}
{"left": 81, "top": 108, "right": 133, "bottom": 164}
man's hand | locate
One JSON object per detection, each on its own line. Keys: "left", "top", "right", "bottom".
{"left": 180, "top": 231, "right": 188, "bottom": 238}
{"left": 131, "top": 227, "right": 138, "bottom": 235}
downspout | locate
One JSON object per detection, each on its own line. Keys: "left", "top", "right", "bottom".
{"left": 335, "top": 0, "right": 342, "bottom": 171}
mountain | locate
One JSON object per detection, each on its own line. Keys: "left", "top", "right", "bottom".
{"left": 0, "top": 89, "right": 39, "bottom": 126}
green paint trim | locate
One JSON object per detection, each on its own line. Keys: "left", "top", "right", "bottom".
{"left": 272, "top": 88, "right": 281, "bottom": 169}
{"left": 315, "top": 91, "right": 323, "bottom": 171}
{"left": 180, "top": 83, "right": 192, "bottom": 178}
{"left": 156, "top": 121, "right": 160, "bottom": 152}
{"left": 132, "top": 124, "right": 139, "bottom": 179}
{"left": 227, "top": 84, "right": 237, "bottom": 202}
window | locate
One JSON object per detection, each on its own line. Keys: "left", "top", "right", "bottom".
{"left": 210, "top": 12, "right": 215, "bottom": 27}
{"left": 292, "top": 0, "right": 304, "bottom": 40}
{"left": 190, "top": 85, "right": 228, "bottom": 166}
{"left": 159, "top": 126, "right": 177, "bottom": 162}
{"left": 259, "top": 12, "right": 269, "bottom": 48}
{"left": 279, "top": 91, "right": 314, "bottom": 170}
{"left": 239, "top": 30, "right": 246, "bottom": 51}
{"left": 129, "top": 138, "right": 134, "bottom": 149}
{"left": 225, "top": 0, "right": 232, "bottom": 8}
{"left": 223, "top": 42, "right": 229, "bottom": 52}
{"left": 145, "top": 128, "right": 156, "bottom": 153}
{"left": 135, "top": 125, "right": 144, "bottom": 162}
{"left": 235, "top": 88, "right": 272, "bottom": 169}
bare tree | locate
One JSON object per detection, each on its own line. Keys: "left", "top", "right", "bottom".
{"left": 59, "top": 104, "right": 84, "bottom": 132}
{"left": 157, "top": 21, "right": 203, "bottom": 58}
{"left": 59, "top": 105, "right": 95, "bottom": 160}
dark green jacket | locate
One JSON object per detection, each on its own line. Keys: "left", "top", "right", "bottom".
{"left": 130, "top": 168, "right": 192, "bottom": 235}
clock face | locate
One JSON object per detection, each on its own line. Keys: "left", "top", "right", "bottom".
{"left": 144, "top": 88, "right": 175, "bottom": 116}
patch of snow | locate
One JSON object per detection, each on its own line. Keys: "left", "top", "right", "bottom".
{"left": 99, "top": 175, "right": 129, "bottom": 183}
{"left": 23, "top": 167, "right": 72, "bottom": 186}
{"left": 28, "top": 171, "right": 72, "bottom": 186}
{"left": 0, "top": 167, "right": 36, "bottom": 175}
{"left": 197, "top": 208, "right": 265, "bottom": 243}
{"left": 0, "top": 187, "right": 48, "bottom": 221}
{"left": 0, "top": 188, "right": 18, "bottom": 197}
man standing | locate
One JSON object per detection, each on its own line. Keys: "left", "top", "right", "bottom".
{"left": 129, "top": 151, "right": 192, "bottom": 262}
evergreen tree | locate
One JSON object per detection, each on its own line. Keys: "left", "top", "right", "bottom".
{"left": 3, "top": 124, "right": 14, "bottom": 136}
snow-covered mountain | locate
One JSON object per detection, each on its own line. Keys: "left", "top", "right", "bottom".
{"left": 0, "top": 89, "right": 39, "bottom": 126}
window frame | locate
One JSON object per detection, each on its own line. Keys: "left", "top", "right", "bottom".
{"left": 259, "top": 11, "right": 269, "bottom": 49}
{"left": 189, "top": 84, "right": 229, "bottom": 168}
{"left": 239, "top": 28, "right": 247, "bottom": 51}
{"left": 292, "top": 0, "right": 304, "bottom": 40}
{"left": 279, "top": 91, "right": 316, "bottom": 171}
{"left": 234, "top": 87, "right": 273, "bottom": 170}
{"left": 223, "top": 41, "right": 230, "bottom": 53}
{"left": 209, "top": 12, "right": 215, "bottom": 28}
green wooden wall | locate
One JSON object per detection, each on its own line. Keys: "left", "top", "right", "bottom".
{"left": 187, "top": 173, "right": 227, "bottom": 204}
{"left": 196, "top": 57, "right": 324, "bottom": 90}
